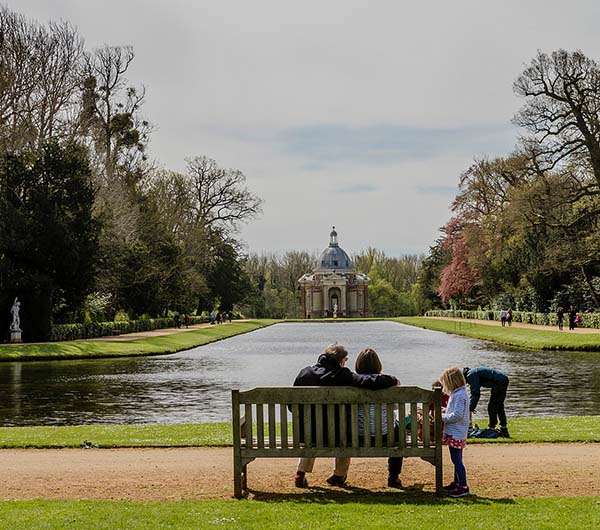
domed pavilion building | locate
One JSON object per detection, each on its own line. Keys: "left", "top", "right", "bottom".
{"left": 298, "top": 227, "right": 369, "bottom": 318}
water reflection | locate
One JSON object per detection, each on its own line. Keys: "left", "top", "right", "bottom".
{"left": 0, "top": 321, "right": 599, "bottom": 425}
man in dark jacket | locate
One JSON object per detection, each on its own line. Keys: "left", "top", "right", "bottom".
{"left": 463, "top": 366, "right": 509, "bottom": 437}
{"left": 294, "top": 344, "right": 398, "bottom": 488}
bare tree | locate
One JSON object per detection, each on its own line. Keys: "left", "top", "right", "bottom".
{"left": 514, "top": 50, "right": 600, "bottom": 188}
{"left": 184, "top": 156, "right": 263, "bottom": 232}
{"left": 0, "top": 6, "right": 83, "bottom": 151}
{"left": 80, "top": 45, "right": 150, "bottom": 184}
{"left": 452, "top": 154, "right": 530, "bottom": 219}
{"left": 145, "top": 169, "right": 196, "bottom": 240}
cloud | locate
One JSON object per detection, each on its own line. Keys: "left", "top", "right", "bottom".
{"left": 335, "top": 183, "right": 378, "bottom": 193}
{"left": 275, "top": 123, "right": 516, "bottom": 169}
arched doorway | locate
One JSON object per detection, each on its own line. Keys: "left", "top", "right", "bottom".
{"left": 328, "top": 287, "right": 341, "bottom": 317}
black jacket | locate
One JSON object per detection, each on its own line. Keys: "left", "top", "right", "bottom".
{"left": 293, "top": 354, "right": 398, "bottom": 446}
{"left": 294, "top": 354, "right": 398, "bottom": 389}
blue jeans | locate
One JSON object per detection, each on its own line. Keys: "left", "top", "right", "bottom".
{"left": 449, "top": 446, "right": 467, "bottom": 487}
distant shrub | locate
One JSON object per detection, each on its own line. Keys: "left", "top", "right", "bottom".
{"left": 114, "top": 310, "right": 130, "bottom": 322}
{"left": 50, "top": 315, "right": 209, "bottom": 342}
{"left": 424, "top": 309, "right": 600, "bottom": 328}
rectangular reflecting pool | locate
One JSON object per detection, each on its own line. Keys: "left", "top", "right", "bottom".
{"left": 1, "top": 321, "right": 599, "bottom": 425}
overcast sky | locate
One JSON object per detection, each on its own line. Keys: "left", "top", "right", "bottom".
{"left": 13, "top": 1, "right": 600, "bottom": 256}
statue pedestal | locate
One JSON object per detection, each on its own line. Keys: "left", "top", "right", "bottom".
{"left": 10, "top": 330, "right": 22, "bottom": 343}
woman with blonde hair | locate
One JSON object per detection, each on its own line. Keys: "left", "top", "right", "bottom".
{"left": 439, "top": 366, "right": 470, "bottom": 497}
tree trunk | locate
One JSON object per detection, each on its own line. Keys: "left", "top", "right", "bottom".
{"left": 580, "top": 265, "right": 600, "bottom": 308}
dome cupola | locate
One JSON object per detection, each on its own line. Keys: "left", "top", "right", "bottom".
{"left": 317, "top": 226, "right": 353, "bottom": 271}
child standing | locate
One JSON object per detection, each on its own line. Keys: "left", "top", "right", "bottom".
{"left": 439, "top": 366, "right": 470, "bottom": 497}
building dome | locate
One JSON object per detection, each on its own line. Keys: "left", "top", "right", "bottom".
{"left": 317, "top": 226, "right": 354, "bottom": 271}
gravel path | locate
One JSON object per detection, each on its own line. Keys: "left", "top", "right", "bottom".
{"left": 1, "top": 444, "right": 598, "bottom": 500}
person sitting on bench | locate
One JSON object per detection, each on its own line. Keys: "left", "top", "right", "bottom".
{"left": 293, "top": 344, "right": 398, "bottom": 488}
{"left": 463, "top": 366, "right": 510, "bottom": 437}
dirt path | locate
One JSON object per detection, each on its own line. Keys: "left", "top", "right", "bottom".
{"left": 1, "top": 444, "right": 598, "bottom": 500}
{"left": 94, "top": 320, "right": 250, "bottom": 342}
{"left": 429, "top": 316, "right": 600, "bottom": 334}
{"left": 93, "top": 322, "right": 213, "bottom": 342}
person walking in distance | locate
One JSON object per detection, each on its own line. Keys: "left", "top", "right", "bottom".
{"left": 568, "top": 306, "right": 577, "bottom": 331}
{"left": 556, "top": 307, "right": 564, "bottom": 331}
{"left": 500, "top": 310, "right": 507, "bottom": 327}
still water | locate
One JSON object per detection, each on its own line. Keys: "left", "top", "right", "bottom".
{"left": 1, "top": 321, "right": 599, "bottom": 425}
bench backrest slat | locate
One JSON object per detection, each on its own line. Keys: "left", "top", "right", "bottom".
{"left": 315, "top": 405, "right": 323, "bottom": 448}
{"left": 292, "top": 404, "right": 300, "bottom": 448}
{"left": 374, "top": 405, "right": 383, "bottom": 448}
{"left": 280, "top": 403, "right": 288, "bottom": 449}
{"left": 256, "top": 404, "right": 265, "bottom": 449}
{"left": 268, "top": 404, "right": 277, "bottom": 449}
{"left": 351, "top": 403, "right": 359, "bottom": 448}
{"left": 327, "top": 404, "right": 336, "bottom": 447}
{"left": 398, "top": 403, "right": 406, "bottom": 448}
{"left": 339, "top": 404, "right": 347, "bottom": 448}
{"left": 303, "top": 405, "right": 312, "bottom": 448}
{"left": 423, "top": 401, "right": 431, "bottom": 447}
{"left": 244, "top": 403, "right": 253, "bottom": 449}
{"left": 386, "top": 403, "right": 395, "bottom": 447}
{"left": 410, "top": 402, "right": 419, "bottom": 448}
{"left": 362, "top": 404, "right": 370, "bottom": 448}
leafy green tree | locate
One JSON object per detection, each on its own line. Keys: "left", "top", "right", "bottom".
{"left": 0, "top": 142, "right": 99, "bottom": 339}
{"left": 206, "top": 240, "right": 251, "bottom": 312}
{"left": 368, "top": 277, "right": 414, "bottom": 317}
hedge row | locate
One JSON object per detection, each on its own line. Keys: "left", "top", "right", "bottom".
{"left": 424, "top": 309, "right": 600, "bottom": 329}
{"left": 50, "top": 315, "right": 209, "bottom": 342}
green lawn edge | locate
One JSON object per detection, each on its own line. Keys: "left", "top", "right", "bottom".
{"left": 1, "top": 416, "right": 598, "bottom": 448}
{"left": 395, "top": 316, "right": 600, "bottom": 351}
{"left": 1, "top": 497, "right": 599, "bottom": 529}
{"left": 0, "top": 319, "right": 279, "bottom": 362}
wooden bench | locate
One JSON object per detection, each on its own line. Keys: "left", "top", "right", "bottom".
{"left": 232, "top": 386, "right": 443, "bottom": 498}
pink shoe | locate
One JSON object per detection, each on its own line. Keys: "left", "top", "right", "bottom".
{"left": 294, "top": 472, "right": 308, "bottom": 488}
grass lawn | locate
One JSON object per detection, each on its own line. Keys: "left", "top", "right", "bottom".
{"left": 1, "top": 497, "right": 599, "bottom": 529}
{"left": 1, "top": 416, "right": 598, "bottom": 448}
{"left": 0, "top": 320, "right": 278, "bottom": 362}
{"left": 396, "top": 316, "right": 600, "bottom": 351}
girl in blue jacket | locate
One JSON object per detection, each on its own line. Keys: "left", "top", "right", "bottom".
{"left": 439, "top": 366, "right": 470, "bottom": 497}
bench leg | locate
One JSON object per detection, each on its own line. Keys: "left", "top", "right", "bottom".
{"left": 233, "top": 451, "right": 243, "bottom": 499}
{"left": 242, "top": 463, "right": 248, "bottom": 492}
{"left": 435, "top": 456, "right": 443, "bottom": 495}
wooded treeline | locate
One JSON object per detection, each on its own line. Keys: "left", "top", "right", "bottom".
{"left": 417, "top": 49, "right": 600, "bottom": 313}
{"left": 0, "top": 7, "right": 261, "bottom": 340}
{"left": 240, "top": 249, "right": 422, "bottom": 318}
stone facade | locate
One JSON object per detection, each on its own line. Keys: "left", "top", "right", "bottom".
{"left": 298, "top": 228, "right": 369, "bottom": 318}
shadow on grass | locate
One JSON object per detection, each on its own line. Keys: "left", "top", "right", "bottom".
{"left": 247, "top": 486, "right": 515, "bottom": 506}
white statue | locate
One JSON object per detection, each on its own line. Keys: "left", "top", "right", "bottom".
{"left": 10, "top": 297, "right": 21, "bottom": 332}
{"left": 333, "top": 302, "right": 338, "bottom": 318}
